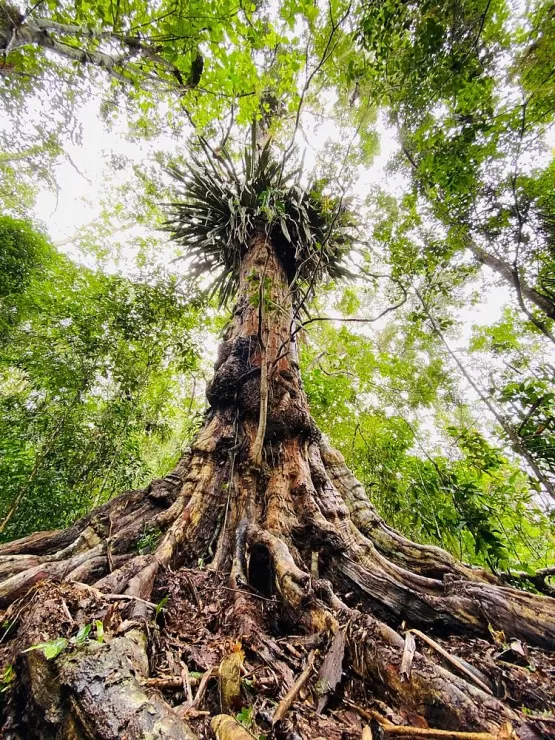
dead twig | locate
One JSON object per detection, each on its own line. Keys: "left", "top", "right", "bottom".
{"left": 144, "top": 675, "right": 198, "bottom": 690}
{"left": 382, "top": 728, "right": 497, "bottom": 740}
{"left": 410, "top": 629, "right": 493, "bottom": 696}
{"left": 181, "top": 663, "right": 193, "bottom": 706}
{"left": 184, "top": 572, "right": 202, "bottom": 609}
{"left": 75, "top": 581, "right": 157, "bottom": 609}
{"left": 525, "top": 715, "right": 555, "bottom": 724}
{"left": 272, "top": 649, "right": 317, "bottom": 725}
{"left": 188, "top": 666, "right": 218, "bottom": 712}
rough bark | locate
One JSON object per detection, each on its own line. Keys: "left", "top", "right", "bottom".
{"left": 0, "top": 232, "right": 553, "bottom": 739}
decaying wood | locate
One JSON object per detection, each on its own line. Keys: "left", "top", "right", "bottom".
{"left": 315, "top": 626, "right": 346, "bottom": 712}
{"left": 219, "top": 648, "right": 244, "bottom": 713}
{"left": 399, "top": 631, "right": 416, "bottom": 681}
{"left": 211, "top": 714, "right": 254, "bottom": 740}
{"left": 8, "top": 627, "right": 197, "bottom": 739}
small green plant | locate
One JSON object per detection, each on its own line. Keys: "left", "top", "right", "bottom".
{"left": 136, "top": 525, "right": 162, "bottom": 555}
{"left": 74, "top": 623, "right": 92, "bottom": 645}
{"left": 23, "top": 636, "right": 69, "bottom": 660}
{"left": 23, "top": 619, "right": 105, "bottom": 661}
{"left": 236, "top": 706, "right": 254, "bottom": 730}
{"left": 154, "top": 595, "right": 169, "bottom": 622}
{"left": 0, "top": 664, "right": 15, "bottom": 693}
{"left": 0, "top": 618, "right": 17, "bottom": 643}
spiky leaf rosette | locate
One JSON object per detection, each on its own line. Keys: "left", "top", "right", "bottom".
{"left": 165, "top": 144, "right": 355, "bottom": 306}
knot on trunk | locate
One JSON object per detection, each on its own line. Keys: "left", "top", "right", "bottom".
{"left": 207, "top": 336, "right": 258, "bottom": 408}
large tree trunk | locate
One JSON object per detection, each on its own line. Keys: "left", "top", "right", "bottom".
{"left": 0, "top": 232, "right": 554, "bottom": 739}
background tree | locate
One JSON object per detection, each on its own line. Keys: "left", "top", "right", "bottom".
{"left": 0, "top": 215, "right": 205, "bottom": 541}
{"left": 352, "top": 0, "right": 555, "bottom": 335}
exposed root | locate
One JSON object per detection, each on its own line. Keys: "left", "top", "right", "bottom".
{"left": 212, "top": 714, "right": 253, "bottom": 739}
{"left": 346, "top": 614, "right": 540, "bottom": 740}
{"left": 1, "top": 566, "right": 553, "bottom": 740}
{"left": 409, "top": 629, "right": 493, "bottom": 696}
{"left": 245, "top": 523, "right": 310, "bottom": 606}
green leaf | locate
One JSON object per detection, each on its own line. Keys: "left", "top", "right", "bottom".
{"left": 74, "top": 623, "right": 92, "bottom": 645}
{"left": 0, "top": 664, "right": 15, "bottom": 692}
{"left": 155, "top": 595, "right": 169, "bottom": 621}
{"left": 24, "top": 637, "right": 69, "bottom": 660}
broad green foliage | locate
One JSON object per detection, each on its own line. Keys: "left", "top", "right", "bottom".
{"left": 0, "top": 0, "right": 282, "bottom": 207}
{"left": 0, "top": 216, "right": 51, "bottom": 320}
{"left": 0, "top": 219, "right": 205, "bottom": 541}
{"left": 0, "top": 0, "right": 267, "bottom": 127}
{"left": 353, "top": 0, "right": 555, "bottom": 330}
{"left": 471, "top": 310, "right": 555, "bottom": 491}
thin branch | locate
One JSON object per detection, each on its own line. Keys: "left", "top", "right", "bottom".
{"left": 279, "top": 0, "right": 353, "bottom": 182}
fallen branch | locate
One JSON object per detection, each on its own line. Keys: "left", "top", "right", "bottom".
{"left": 410, "top": 629, "right": 493, "bottom": 696}
{"left": 347, "top": 703, "right": 498, "bottom": 739}
{"left": 272, "top": 649, "right": 317, "bottom": 725}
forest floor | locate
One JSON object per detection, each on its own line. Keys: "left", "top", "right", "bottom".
{"left": 1, "top": 568, "right": 554, "bottom": 739}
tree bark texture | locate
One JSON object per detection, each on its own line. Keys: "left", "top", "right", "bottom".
{"left": 0, "top": 233, "right": 553, "bottom": 739}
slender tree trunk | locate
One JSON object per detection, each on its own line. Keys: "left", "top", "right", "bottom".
{"left": 467, "top": 243, "right": 555, "bottom": 321}
{"left": 0, "top": 233, "right": 554, "bottom": 739}
{"left": 398, "top": 140, "right": 555, "bottom": 330}
{"left": 417, "top": 289, "right": 555, "bottom": 502}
